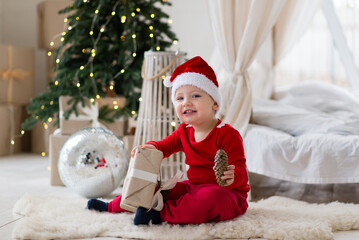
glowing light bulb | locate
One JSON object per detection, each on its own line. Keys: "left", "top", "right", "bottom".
{"left": 136, "top": 8, "right": 140, "bottom": 12}
{"left": 64, "top": 18, "right": 68, "bottom": 23}
{"left": 149, "top": 33, "right": 154, "bottom": 38}
{"left": 60, "top": 37, "right": 64, "bottom": 42}
{"left": 21, "top": 130, "right": 25, "bottom": 135}
{"left": 121, "top": 16, "right": 126, "bottom": 23}
{"left": 90, "top": 72, "right": 94, "bottom": 77}
{"left": 149, "top": 25, "right": 153, "bottom": 30}
{"left": 48, "top": 117, "right": 53, "bottom": 122}
{"left": 11, "top": 140, "right": 15, "bottom": 145}
{"left": 68, "top": 26, "right": 72, "bottom": 30}
{"left": 131, "top": 12, "right": 135, "bottom": 17}
{"left": 90, "top": 98, "right": 95, "bottom": 103}
{"left": 96, "top": 94, "right": 100, "bottom": 99}
{"left": 41, "top": 152, "right": 46, "bottom": 157}
{"left": 80, "top": 66, "right": 84, "bottom": 70}
{"left": 168, "top": 19, "right": 173, "bottom": 24}
{"left": 114, "top": 105, "right": 118, "bottom": 109}
{"left": 139, "top": 97, "right": 142, "bottom": 102}
{"left": 132, "top": 53, "right": 136, "bottom": 57}
{"left": 89, "top": 31, "right": 94, "bottom": 35}
{"left": 109, "top": 85, "right": 114, "bottom": 90}
{"left": 76, "top": 83, "right": 80, "bottom": 87}
{"left": 56, "top": 59, "right": 60, "bottom": 63}
{"left": 50, "top": 101, "right": 54, "bottom": 105}
{"left": 50, "top": 42, "right": 54, "bottom": 46}
{"left": 48, "top": 51, "right": 52, "bottom": 56}
{"left": 41, "top": 105, "right": 45, "bottom": 110}
{"left": 76, "top": 17, "right": 80, "bottom": 20}
{"left": 132, "top": 34, "right": 136, "bottom": 39}
{"left": 120, "top": 69, "right": 125, "bottom": 73}
{"left": 171, "top": 121, "right": 176, "bottom": 127}
{"left": 131, "top": 110, "right": 136, "bottom": 115}
{"left": 150, "top": 13, "right": 155, "bottom": 18}
{"left": 111, "top": 11, "right": 115, "bottom": 16}
{"left": 173, "top": 40, "right": 178, "bottom": 45}
{"left": 156, "top": 46, "right": 160, "bottom": 51}
{"left": 54, "top": 81, "right": 59, "bottom": 85}
{"left": 100, "top": 27, "right": 105, "bottom": 32}
{"left": 95, "top": 9, "right": 99, "bottom": 14}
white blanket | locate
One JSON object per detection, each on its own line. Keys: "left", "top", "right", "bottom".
{"left": 245, "top": 81, "right": 359, "bottom": 183}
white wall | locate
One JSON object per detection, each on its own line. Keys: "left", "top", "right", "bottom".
{"left": 0, "top": 0, "right": 215, "bottom": 96}
{"left": 162, "top": 0, "right": 215, "bottom": 62}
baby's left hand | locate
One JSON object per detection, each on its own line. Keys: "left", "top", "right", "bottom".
{"left": 221, "top": 165, "right": 235, "bottom": 187}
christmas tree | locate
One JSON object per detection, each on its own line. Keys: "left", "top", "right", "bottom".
{"left": 21, "top": 0, "right": 177, "bottom": 131}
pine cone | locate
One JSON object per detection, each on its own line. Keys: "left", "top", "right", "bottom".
{"left": 214, "top": 149, "right": 228, "bottom": 186}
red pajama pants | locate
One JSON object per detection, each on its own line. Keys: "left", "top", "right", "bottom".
{"left": 108, "top": 180, "right": 248, "bottom": 224}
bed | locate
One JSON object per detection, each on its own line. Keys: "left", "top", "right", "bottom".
{"left": 244, "top": 81, "right": 359, "bottom": 184}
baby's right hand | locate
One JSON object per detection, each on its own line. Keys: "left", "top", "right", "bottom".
{"left": 130, "top": 144, "right": 156, "bottom": 158}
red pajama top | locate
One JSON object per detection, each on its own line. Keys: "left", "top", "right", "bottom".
{"left": 147, "top": 119, "right": 250, "bottom": 196}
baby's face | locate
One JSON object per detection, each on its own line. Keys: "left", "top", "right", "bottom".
{"left": 174, "top": 85, "right": 218, "bottom": 125}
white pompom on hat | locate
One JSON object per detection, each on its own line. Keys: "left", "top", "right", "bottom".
{"left": 164, "top": 56, "right": 222, "bottom": 112}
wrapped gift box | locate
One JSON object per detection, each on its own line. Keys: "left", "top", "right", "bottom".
{"left": 120, "top": 148, "right": 163, "bottom": 212}
{"left": 49, "top": 130, "right": 68, "bottom": 186}
{"left": 0, "top": 45, "right": 34, "bottom": 105}
{"left": 31, "top": 121, "right": 58, "bottom": 154}
{"left": 37, "top": 0, "right": 72, "bottom": 50}
{"left": 59, "top": 96, "right": 127, "bottom": 136}
{"left": 0, "top": 104, "right": 27, "bottom": 156}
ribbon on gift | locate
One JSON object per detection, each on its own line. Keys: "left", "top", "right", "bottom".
{"left": 0, "top": 46, "right": 34, "bottom": 104}
{"left": 59, "top": 100, "right": 105, "bottom": 128}
{"left": 151, "top": 170, "right": 183, "bottom": 211}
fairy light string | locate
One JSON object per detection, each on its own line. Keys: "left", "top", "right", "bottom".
{"left": 16, "top": 0, "right": 178, "bottom": 153}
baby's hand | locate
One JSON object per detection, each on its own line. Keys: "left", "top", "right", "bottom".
{"left": 130, "top": 144, "right": 156, "bottom": 158}
{"left": 221, "top": 165, "right": 235, "bottom": 187}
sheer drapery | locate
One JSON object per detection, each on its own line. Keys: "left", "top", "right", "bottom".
{"left": 274, "top": 0, "right": 322, "bottom": 64}
{"left": 208, "top": 0, "right": 324, "bottom": 134}
{"left": 207, "top": 0, "right": 285, "bottom": 134}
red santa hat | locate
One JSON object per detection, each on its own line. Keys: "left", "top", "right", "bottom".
{"left": 164, "top": 56, "right": 222, "bottom": 112}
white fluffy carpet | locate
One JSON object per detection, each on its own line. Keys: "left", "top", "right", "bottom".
{"left": 12, "top": 194, "right": 359, "bottom": 240}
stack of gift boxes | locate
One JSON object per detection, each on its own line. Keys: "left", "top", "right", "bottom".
{"left": 0, "top": 45, "right": 34, "bottom": 156}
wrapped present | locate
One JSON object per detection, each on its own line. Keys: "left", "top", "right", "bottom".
{"left": 0, "top": 104, "right": 25, "bottom": 156}
{"left": 49, "top": 129, "right": 68, "bottom": 186}
{"left": 31, "top": 121, "right": 58, "bottom": 154}
{"left": 59, "top": 96, "right": 127, "bottom": 136}
{"left": 0, "top": 45, "right": 34, "bottom": 105}
{"left": 120, "top": 148, "right": 163, "bottom": 212}
{"left": 37, "top": 0, "right": 72, "bottom": 50}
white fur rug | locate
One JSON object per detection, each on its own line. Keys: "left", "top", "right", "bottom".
{"left": 12, "top": 194, "right": 359, "bottom": 240}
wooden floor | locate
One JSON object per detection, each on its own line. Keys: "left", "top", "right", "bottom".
{"left": 1, "top": 153, "right": 359, "bottom": 240}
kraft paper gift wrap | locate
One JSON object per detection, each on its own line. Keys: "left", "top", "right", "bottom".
{"left": 49, "top": 129, "right": 69, "bottom": 186}
{"left": 59, "top": 96, "right": 126, "bottom": 136}
{"left": 37, "top": 0, "right": 72, "bottom": 50}
{"left": 120, "top": 148, "right": 163, "bottom": 212}
{"left": 0, "top": 104, "right": 30, "bottom": 156}
{"left": 0, "top": 45, "right": 34, "bottom": 105}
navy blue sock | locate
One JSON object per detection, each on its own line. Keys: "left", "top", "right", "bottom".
{"left": 134, "top": 207, "right": 162, "bottom": 225}
{"left": 87, "top": 199, "right": 108, "bottom": 212}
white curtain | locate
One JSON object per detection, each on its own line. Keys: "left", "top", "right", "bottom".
{"left": 274, "top": 0, "right": 322, "bottom": 65}
{"left": 207, "top": 0, "right": 286, "bottom": 134}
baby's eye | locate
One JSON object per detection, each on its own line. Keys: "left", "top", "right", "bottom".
{"left": 176, "top": 96, "right": 184, "bottom": 101}
{"left": 192, "top": 94, "right": 201, "bottom": 98}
